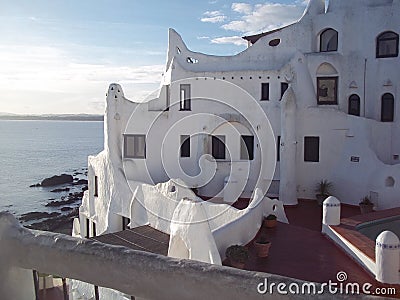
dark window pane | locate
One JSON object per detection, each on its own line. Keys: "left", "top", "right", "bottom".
{"left": 94, "top": 176, "right": 98, "bottom": 197}
{"left": 261, "top": 83, "right": 269, "bottom": 100}
{"left": 320, "top": 29, "right": 338, "bottom": 52}
{"left": 277, "top": 136, "right": 281, "bottom": 162}
{"left": 348, "top": 94, "right": 360, "bottom": 116}
{"left": 280, "top": 83, "right": 289, "bottom": 100}
{"left": 304, "top": 136, "right": 320, "bottom": 162}
{"left": 212, "top": 135, "right": 225, "bottom": 159}
{"left": 376, "top": 31, "right": 399, "bottom": 58}
{"left": 381, "top": 93, "right": 394, "bottom": 122}
{"left": 240, "top": 135, "right": 254, "bottom": 160}
{"left": 180, "top": 135, "right": 190, "bottom": 157}
{"left": 122, "top": 216, "right": 130, "bottom": 230}
{"left": 180, "top": 84, "right": 191, "bottom": 110}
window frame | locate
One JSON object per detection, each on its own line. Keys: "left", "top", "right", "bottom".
{"left": 317, "top": 77, "right": 338, "bottom": 105}
{"left": 240, "top": 135, "right": 254, "bottom": 160}
{"left": 261, "top": 83, "right": 270, "bottom": 101}
{"left": 211, "top": 135, "right": 226, "bottom": 160}
{"left": 348, "top": 94, "right": 361, "bottom": 116}
{"left": 381, "top": 93, "right": 394, "bottom": 122}
{"left": 123, "top": 134, "right": 146, "bottom": 159}
{"left": 304, "top": 136, "right": 320, "bottom": 162}
{"left": 179, "top": 84, "right": 191, "bottom": 111}
{"left": 376, "top": 31, "right": 399, "bottom": 58}
{"left": 180, "top": 135, "right": 190, "bottom": 158}
{"left": 320, "top": 28, "right": 338, "bottom": 52}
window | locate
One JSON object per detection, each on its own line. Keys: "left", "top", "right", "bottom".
{"left": 381, "top": 93, "right": 394, "bottom": 122}
{"left": 269, "top": 39, "right": 280, "bottom": 47}
{"left": 180, "top": 135, "right": 190, "bottom": 157}
{"left": 180, "top": 84, "right": 191, "bottom": 111}
{"left": 320, "top": 28, "right": 338, "bottom": 52}
{"left": 212, "top": 135, "right": 226, "bottom": 159}
{"left": 376, "top": 31, "right": 399, "bottom": 58}
{"left": 317, "top": 77, "right": 338, "bottom": 105}
{"left": 348, "top": 94, "right": 361, "bottom": 116}
{"left": 85, "top": 218, "right": 90, "bottom": 238}
{"left": 94, "top": 176, "right": 98, "bottom": 197}
{"left": 240, "top": 135, "right": 254, "bottom": 160}
{"left": 92, "top": 222, "right": 96, "bottom": 237}
{"left": 304, "top": 137, "right": 320, "bottom": 162}
{"left": 124, "top": 134, "right": 146, "bottom": 158}
{"left": 165, "top": 84, "right": 170, "bottom": 111}
{"left": 122, "top": 216, "right": 130, "bottom": 230}
{"left": 277, "top": 136, "right": 281, "bottom": 162}
{"left": 280, "top": 82, "right": 289, "bottom": 100}
{"left": 261, "top": 83, "right": 269, "bottom": 100}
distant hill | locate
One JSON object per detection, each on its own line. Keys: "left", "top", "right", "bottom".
{"left": 0, "top": 113, "right": 103, "bottom": 121}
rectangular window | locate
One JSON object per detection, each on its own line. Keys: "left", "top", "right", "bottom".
{"left": 85, "top": 218, "right": 90, "bottom": 238}
{"left": 317, "top": 77, "right": 338, "bottom": 105}
{"left": 280, "top": 83, "right": 289, "bottom": 100}
{"left": 180, "top": 84, "right": 191, "bottom": 111}
{"left": 304, "top": 136, "right": 320, "bottom": 162}
{"left": 277, "top": 136, "right": 281, "bottom": 162}
{"left": 240, "top": 135, "right": 254, "bottom": 160}
{"left": 94, "top": 176, "right": 98, "bottom": 197}
{"left": 180, "top": 135, "right": 190, "bottom": 157}
{"left": 212, "top": 135, "right": 226, "bottom": 159}
{"left": 92, "top": 222, "right": 96, "bottom": 237}
{"left": 124, "top": 134, "right": 146, "bottom": 158}
{"left": 94, "top": 285, "right": 99, "bottom": 300}
{"left": 261, "top": 83, "right": 269, "bottom": 100}
{"left": 165, "top": 84, "right": 170, "bottom": 111}
{"left": 122, "top": 216, "right": 130, "bottom": 230}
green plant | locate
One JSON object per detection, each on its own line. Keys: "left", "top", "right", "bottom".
{"left": 359, "top": 196, "right": 373, "bottom": 205}
{"left": 265, "top": 214, "right": 277, "bottom": 221}
{"left": 315, "top": 180, "right": 333, "bottom": 196}
{"left": 225, "top": 245, "right": 249, "bottom": 263}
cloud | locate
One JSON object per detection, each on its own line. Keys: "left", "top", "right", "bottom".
{"left": 211, "top": 36, "right": 247, "bottom": 46}
{"left": 0, "top": 45, "right": 163, "bottom": 114}
{"left": 201, "top": 10, "right": 227, "bottom": 23}
{"left": 222, "top": 2, "right": 307, "bottom": 35}
{"left": 197, "top": 36, "right": 210, "bottom": 40}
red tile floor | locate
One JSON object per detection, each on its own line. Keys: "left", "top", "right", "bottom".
{"left": 227, "top": 198, "right": 400, "bottom": 298}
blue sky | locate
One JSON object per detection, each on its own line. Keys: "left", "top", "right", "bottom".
{"left": 0, "top": 0, "right": 309, "bottom": 114}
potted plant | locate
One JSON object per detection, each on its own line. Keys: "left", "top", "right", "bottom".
{"left": 253, "top": 236, "right": 271, "bottom": 258}
{"left": 263, "top": 214, "right": 277, "bottom": 228}
{"left": 315, "top": 180, "right": 333, "bottom": 205}
{"left": 359, "top": 196, "right": 374, "bottom": 214}
{"left": 225, "top": 245, "right": 249, "bottom": 269}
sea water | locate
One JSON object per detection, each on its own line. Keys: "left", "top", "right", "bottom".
{"left": 0, "top": 120, "right": 103, "bottom": 217}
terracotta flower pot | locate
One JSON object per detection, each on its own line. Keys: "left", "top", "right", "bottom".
{"left": 254, "top": 241, "right": 271, "bottom": 258}
{"left": 263, "top": 219, "right": 277, "bottom": 228}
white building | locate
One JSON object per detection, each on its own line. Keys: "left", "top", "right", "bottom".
{"left": 73, "top": 0, "right": 400, "bottom": 297}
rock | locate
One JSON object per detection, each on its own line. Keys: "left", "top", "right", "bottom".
{"left": 29, "top": 183, "right": 41, "bottom": 187}
{"left": 82, "top": 186, "right": 88, "bottom": 192}
{"left": 20, "top": 211, "right": 61, "bottom": 222}
{"left": 73, "top": 179, "right": 88, "bottom": 185}
{"left": 50, "top": 187, "right": 70, "bottom": 193}
{"left": 46, "top": 199, "right": 75, "bottom": 207}
{"left": 41, "top": 174, "right": 73, "bottom": 187}
{"left": 73, "top": 172, "right": 82, "bottom": 175}
{"left": 61, "top": 206, "right": 73, "bottom": 212}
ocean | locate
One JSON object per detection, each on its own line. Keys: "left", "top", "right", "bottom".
{"left": 0, "top": 120, "right": 103, "bottom": 219}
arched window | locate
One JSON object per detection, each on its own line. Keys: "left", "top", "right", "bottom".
{"left": 376, "top": 31, "right": 399, "bottom": 58}
{"left": 320, "top": 28, "right": 338, "bottom": 52}
{"left": 381, "top": 93, "right": 394, "bottom": 122}
{"left": 316, "top": 63, "right": 338, "bottom": 105}
{"left": 348, "top": 94, "right": 360, "bottom": 116}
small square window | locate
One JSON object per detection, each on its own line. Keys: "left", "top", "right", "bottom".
{"left": 180, "top": 135, "right": 190, "bottom": 157}
{"left": 261, "top": 83, "right": 269, "bottom": 100}
{"left": 124, "top": 134, "right": 146, "bottom": 158}
{"left": 304, "top": 136, "right": 320, "bottom": 162}
{"left": 240, "top": 135, "right": 254, "bottom": 160}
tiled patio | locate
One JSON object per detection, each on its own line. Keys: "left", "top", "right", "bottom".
{"left": 225, "top": 199, "right": 400, "bottom": 298}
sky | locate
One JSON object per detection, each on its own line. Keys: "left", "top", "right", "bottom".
{"left": 0, "top": 0, "right": 310, "bottom": 115}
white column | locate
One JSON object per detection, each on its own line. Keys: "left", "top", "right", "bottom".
{"left": 279, "top": 86, "right": 298, "bottom": 205}
{"left": 375, "top": 231, "right": 400, "bottom": 284}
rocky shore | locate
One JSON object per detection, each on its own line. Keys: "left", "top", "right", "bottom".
{"left": 21, "top": 168, "right": 89, "bottom": 235}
